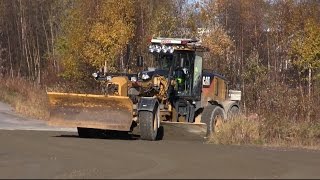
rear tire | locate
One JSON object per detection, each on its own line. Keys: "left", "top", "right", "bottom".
{"left": 228, "top": 106, "right": 240, "bottom": 120}
{"left": 139, "top": 109, "right": 159, "bottom": 141}
{"left": 201, "top": 105, "right": 225, "bottom": 137}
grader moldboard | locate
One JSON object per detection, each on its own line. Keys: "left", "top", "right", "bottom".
{"left": 47, "top": 37, "right": 242, "bottom": 141}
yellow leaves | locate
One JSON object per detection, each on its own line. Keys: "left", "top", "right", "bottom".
{"left": 59, "top": 0, "right": 136, "bottom": 75}
{"left": 291, "top": 19, "right": 320, "bottom": 71}
{"left": 201, "top": 26, "right": 233, "bottom": 56}
{"left": 83, "top": 0, "right": 134, "bottom": 68}
{"left": 149, "top": 1, "right": 178, "bottom": 37}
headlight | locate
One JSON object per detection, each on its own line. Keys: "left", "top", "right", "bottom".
{"left": 92, "top": 72, "right": 98, "bottom": 78}
{"left": 148, "top": 45, "right": 155, "bottom": 53}
{"left": 141, "top": 74, "right": 150, "bottom": 80}
{"left": 106, "top": 76, "right": 112, "bottom": 81}
{"left": 148, "top": 44, "right": 174, "bottom": 53}
{"left": 155, "top": 45, "right": 161, "bottom": 53}
{"left": 162, "top": 45, "right": 168, "bottom": 53}
{"left": 168, "top": 46, "right": 174, "bottom": 53}
{"left": 131, "top": 76, "right": 137, "bottom": 82}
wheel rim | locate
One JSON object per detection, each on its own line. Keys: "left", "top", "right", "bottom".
{"left": 153, "top": 115, "right": 157, "bottom": 131}
{"left": 229, "top": 107, "right": 239, "bottom": 120}
{"left": 214, "top": 115, "right": 223, "bottom": 132}
{"left": 153, "top": 108, "right": 159, "bottom": 131}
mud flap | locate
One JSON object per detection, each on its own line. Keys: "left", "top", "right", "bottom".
{"left": 47, "top": 92, "right": 133, "bottom": 131}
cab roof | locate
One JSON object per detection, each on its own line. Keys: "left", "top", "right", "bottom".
{"left": 150, "top": 37, "right": 208, "bottom": 52}
{"left": 202, "top": 70, "right": 228, "bottom": 81}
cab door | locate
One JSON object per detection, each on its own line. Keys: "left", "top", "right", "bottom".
{"left": 191, "top": 54, "right": 203, "bottom": 100}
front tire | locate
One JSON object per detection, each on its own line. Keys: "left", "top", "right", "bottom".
{"left": 139, "top": 109, "right": 159, "bottom": 141}
{"left": 201, "top": 105, "right": 225, "bottom": 137}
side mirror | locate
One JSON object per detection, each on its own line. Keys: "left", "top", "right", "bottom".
{"left": 137, "top": 56, "right": 143, "bottom": 67}
{"left": 92, "top": 71, "right": 99, "bottom": 79}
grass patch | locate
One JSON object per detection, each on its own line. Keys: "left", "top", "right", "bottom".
{"left": 209, "top": 115, "right": 262, "bottom": 145}
{"left": 208, "top": 115, "right": 320, "bottom": 150}
{"left": 0, "top": 77, "right": 49, "bottom": 120}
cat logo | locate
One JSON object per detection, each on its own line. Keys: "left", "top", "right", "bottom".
{"left": 203, "top": 76, "right": 211, "bottom": 86}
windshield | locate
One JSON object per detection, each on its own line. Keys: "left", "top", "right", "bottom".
{"left": 159, "top": 55, "right": 173, "bottom": 70}
{"left": 147, "top": 53, "right": 173, "bottom": 71}
{"left": 146, "top": 51, "right": 200, "bottom": 97}
{"left": 147, "top": 52, "right": 195, "bottom": 72}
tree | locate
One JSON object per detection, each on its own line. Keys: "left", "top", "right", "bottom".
{"left": 57, "top": 0, "right": 136, "bottom": 84}
{"left": 148, "top": 0, "right": 179, "bottom": 37}
{"left": 291, "top": 19, "right": 320, "bottom": 121}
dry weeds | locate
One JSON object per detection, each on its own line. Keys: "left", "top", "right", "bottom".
{"left": 0, "top": 77, "right": 49, "bottom": 120}
{"left": 208, "top": 115, "right": 320, "bottom": 150}
{"left": 209, "top": 115, "right": 262, "bottom": 145}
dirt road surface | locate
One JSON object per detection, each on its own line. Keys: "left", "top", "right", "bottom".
{"left": 1, "top": 102, "right": 320, "bottom": 179}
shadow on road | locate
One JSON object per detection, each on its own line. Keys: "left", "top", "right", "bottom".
{"left": 53, "top": 131, "right": 140, "bottom": 140}
{"left": 53, "top": 126, "right": 165, "bottom": 141}
{"left": 51, "top": 124, "right": 206, "bottom": 142}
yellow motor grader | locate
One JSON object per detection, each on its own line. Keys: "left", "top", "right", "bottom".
{"left": 47, "top": 37, "right": 241, "bottom": 140}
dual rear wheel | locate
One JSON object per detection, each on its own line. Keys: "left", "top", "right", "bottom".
{"left": 202, "top": 104, "right": 239, "bottom": 137}
{"left": 139, "top": 104, "right": 240, "bottom": 140}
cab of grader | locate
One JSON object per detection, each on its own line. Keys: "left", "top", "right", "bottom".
{"left": 47, "top": 37, "right": 241, "bottom": 141}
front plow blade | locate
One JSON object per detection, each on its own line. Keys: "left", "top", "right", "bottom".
{"left": 47, "top": 92, "right": 133, "bottom": 131}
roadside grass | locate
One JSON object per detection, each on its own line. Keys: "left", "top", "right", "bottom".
{"left": 209, "top": 115, "right": 262, "bottom": 145}
{"left": 208, "top": 115, "right": 320, "bottom": 150}
{"left": 0, "top": 77, "right": 50, "bottom": 120}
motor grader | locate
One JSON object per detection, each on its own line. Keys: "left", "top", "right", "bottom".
{"left": 47, "top": 37, "right": 241, "bottom": 140}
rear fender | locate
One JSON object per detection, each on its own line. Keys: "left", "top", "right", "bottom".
{"left": 220, "top": 100, "right": 240, "bottom": 118}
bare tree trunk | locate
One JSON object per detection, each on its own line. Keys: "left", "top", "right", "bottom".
{"left": 25, "top": 38, "right": 32, "bottom": 79}
{"left": 241, "top": 24, "right": 246, "bottom": 114}
{"left": 49, "top": 10, "right": 57, "bottom": 72}
{"left": 34, "top": 5, "right": 41, "bottom": 84}
{"left": 307, "top": 67, "right": 312, "bottom": 122}
{"left": 121, "top": 50, "right": 124, "bottom": 72}
{"left": 49, "top": 10, "right": 55, "bottom": 56}
{"left": 41, "top": 7, "right": 50, "bottom": 54}
{"left": 267, "top": 31, "right": 270, "bottom": 72}
{"left": 19, "top": 0, "right": 30, "bottom": 78}
{"left": 140, "top": 1, "right": 144, "bottom": 55}
{"left": 6, "top": 24, "right": 14, "bottom": 78}
{"left": 298, "top": 71, "right": 305, "bottom": 121}
{"left": 104, "top": 60, "right": 107, "bottom": 75}
{"left": 17, "top": 0, "right": 23, "bottom": 77}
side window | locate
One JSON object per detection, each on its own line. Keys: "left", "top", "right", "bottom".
{"left": 193, "top": 55, "right": 202, "bottom": 96}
